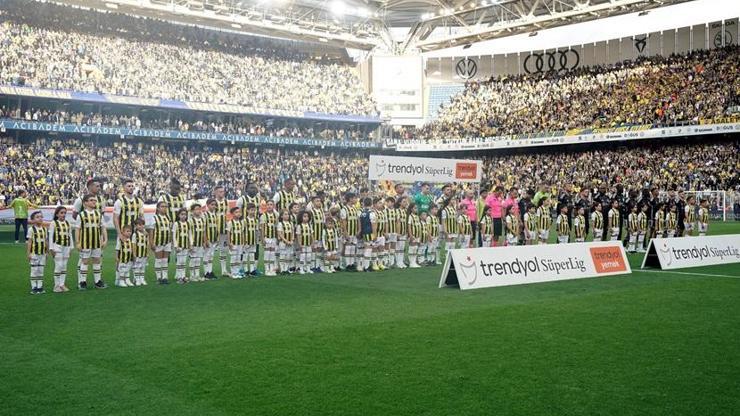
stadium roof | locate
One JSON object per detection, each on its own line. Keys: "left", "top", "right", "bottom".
{"left": 52, "top": 0, "right": 697, "bottom": 51}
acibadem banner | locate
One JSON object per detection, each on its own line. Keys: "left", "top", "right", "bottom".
{"left": 641, "top": 234, "right": 740, "bottom": 270}
{"left": 440, "top": 241, "right": 630, "bottom": 290}
{"left": 368, "top": 155, "right": 482, "bottom": 183}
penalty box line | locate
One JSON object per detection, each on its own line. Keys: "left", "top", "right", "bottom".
{"left": 634, "top": 269, "right": 740, "bottom": 279}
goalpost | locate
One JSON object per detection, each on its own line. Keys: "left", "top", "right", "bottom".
{"left": 658, "top": 190, "right": 728, "bottom": 221}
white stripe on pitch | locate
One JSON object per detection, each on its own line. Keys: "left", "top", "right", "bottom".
{"left": 635, "top": 269, "right": 740, "bottom": 279}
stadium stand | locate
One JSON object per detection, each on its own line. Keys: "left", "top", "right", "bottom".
{"left": 427, "top": 84, "right": 465, "bottom": 119}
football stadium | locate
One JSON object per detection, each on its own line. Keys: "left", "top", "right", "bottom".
{"left": 0, "top": 0, "right": 739, "bottom": 414}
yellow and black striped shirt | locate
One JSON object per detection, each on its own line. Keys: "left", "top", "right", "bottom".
{"left": 152, "top": 214, "right": 172, "bottom": 246}
{"left": 205, "top": 211, "right": 220, "bottom": 243}
{"left": 608, "top": 208, "right": 620, "bottom": 229}
{"left": 458, "top": 214, "right": 473, "bottom": 236}
{"left": 443, "top": 206, "right": 457, "bottom": 234}
{"left": 229, "top": 218, "right": 246, "bottom": 246}
{"left": 480, "top": 214, "right": 494, "bottom": 236}
{"left": 214, "top": 199, "right": 229, "bottom": 234}
{"left": 161, "top": 193, "right": 185, "bottom": 223}
{"left": 592, "top": 211, "right": 604, "bottom": 230}
{"left": 685, "top": 205, "right": 696, "bottom": 223}
{"left": 537, "top": 207, "right": 551, "bottom": 231}
{"left": 189, "top": 216, "right": 206, "bottom": 248}
{"left": 78, "top": 209, "right": 102, "bottom": 250}
{"left": 239, "top": 195, "right": 261, "bottom": 219}
{"left": 396, "top": 208, "right": 407, "bottom": 236}
{"left": 117, "top": 195, "right": 143, "bottom": 229}
{"left": 409, "top": 213, "right": 423, "bottom": 240}
{"left": 428, "top": 216, "right": 440, "bottom": 238}
{"left": 312, "top": 208, "right": 325, "bottom": 240}
{"left": 134, "top": 230, "right": 148, "bottom": 258}
{"left": 277, "top": 190, "right": 295, "bottom": 212}
{"left": 506, "top": 214, "right": 520, "bottom": 235}
{"left": 324, "top": 228, "right": 337, "bottom": 251}
{"left": 386, "top": 207, "right": 398, "bottom": 234}
{"left": 261, "top": 211, "right": 278, "bottom": 239}
{"left": 666, "top": 212, "right": 678, "bottom": 230}
{"left": 638, "top": 212, "right": 648, "bottom": 232}
{"left": 557, "top": 214, "right": 570, "bottom": 235}
{"left": 375, "top": 209, "right": 387, "bottom": 236}
{"left": 574, "top": 215, "right": 586, "bottom": 239}
{"left": 655, "top": 211, "right": 666, "bottom": 232}
{"left": 698, "top": 207, "right": 709, "bottom": 223}
{"left": 173, "top": 220, "right": 191, "bottom": 249}
{"left": 298, "top": 223, "right": 313, "bottom": 246}
{"left": 29, "top": 225, "right": 47, "bottom": 255}
{"left": 117, "top": 238, "right": 134, "bottom": 263}
{"left": 244, "top": 217, "right": 259, "bottom": 246}
{"left": 524, "top": 213, "right": 537, "bottom": 232}
{"left": 280, "top": 221, "right": 294, "bottom": 244}
{"left": 52, "top": 219, "right": 71, "bottom": 247}
{"left": 342, "top": 204, "right": 360, "bottom": 237}
{"left": 628, "top": 213, "right": 639, "bottom": 233}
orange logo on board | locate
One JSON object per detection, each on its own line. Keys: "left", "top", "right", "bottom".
{"left": 589, "top": 246, "right": 627, "bottom": 273}
{"left": 455, "top": 163, "right": 478, "bottom": 180}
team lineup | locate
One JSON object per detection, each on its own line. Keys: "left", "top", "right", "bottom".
{"left": 24, "top": 177, "right": 712, "bottom": 294}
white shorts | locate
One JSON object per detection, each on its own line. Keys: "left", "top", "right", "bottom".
{"left": 264, "top": 238, "right": 277, "bottom": 249}
{"left": 446, "top": 233, "right": 458, "bottom": 240}
{"left": 698, "top": 222, "right": 708, "bottom": 233}
{"left": 230, "top": 245, "right": 244, "bottom": 258}
{"left": 52, "top": 246, "right": 72, "bottom": 260}
{"left": 190, "top": 246, "right": 204, "bottom": 258}
{"left": 325, "top": 250, "right": 338, "bottom": 258}
{"left": 525, "top": 230, "right": 536, "bottom": 241}
{"left": 610, "top": 228, "right": 620, "bottom": 240}
{"left": 593, "top": 229, "right": 603, "bottom": 240}
{"left": 154, "top": 243, "right": 172, "bottom": 253}
{"left": 374, "top": 236, "right": 386, "bottom": 247}
{"left": 79, "top": 248, "right": 102, "bottom": 259}
{"left": 684, "top": 223, "right": 694, "bottom": 232}
{"left": 507, "top": 234, "right": 519, "bottom": 246}
{"left": 387, "top": 233, "right": 398, "bottom": 243}
{"left": 538, "top": 230, "right": 549, "bottom": 241}
{"left": 482, "top": 236, "right": 492, "bottom": 247}
{"left": 30, "top": 253, "right": 46, "bottom": 267}
{"left": 312, "top": 240, "right": 323, "bottom": 250}
{"left": 557, "top": 235, "right": 569, "bottom": 244}
{"left": 117, "top": 261, "right": 133, "bottom": 275}
{"left": 459, "top": 235, "right": 471, "bottom": 247}
{"left": 134, "top": 257, "right": 147, "bottom": 270}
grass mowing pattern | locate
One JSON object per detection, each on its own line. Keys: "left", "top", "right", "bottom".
{"left": 0, "top": 223, "right": 739, "bottom": 415}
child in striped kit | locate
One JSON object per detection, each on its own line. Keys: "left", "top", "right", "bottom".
{"left": 132, "top": 218, "right": 149, "bottom": 286}
{"left": 49, "top": 206, "right": 73, "bottom": 292}
{"left": 189, "top": 203, "right": 207, "bottom": 282}
{"left": 115, "top": 225, "right": 135, "bottom": 287}
{"left": 172, "top": 208, "right": 192, "bottom": 284}
{"left": 27, "top": 211, "right": 48, "bottom": 294}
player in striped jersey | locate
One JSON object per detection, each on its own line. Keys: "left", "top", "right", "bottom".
{"left": 505, "top": 205, "right": 521, "bottom": 246}
{"left": 441, "top": 196, "right": 458, "bottom": 250}
{"left": 115, "top": 225, "right": 135, "bottom": 287}
{"left": 666, "top": 203, "right": 678, "bottom": 238}
{"left": 189, "top": 203, "right": 207, "bottom": 282}
{"left": 654, "top": 203, "right": 666, "bottom": 238}
{"left": 243, "top": 204, "right": 260, "bottom": 277}
{"left": 426, "top": 204, "right": 441, "bottom": 265}
{"left": 537, "top": 197, "right": 552, "bottom": 245}
{"left": 457, "top": 202, "right": 473, "bottom": 248}
{"left": 523, "top": 204, "right": 537, "bottom": 245}
{"left": 591, "top": 202, "right": 604, "bottom": 241}
{"left": 260, "top": 200, "right": 279, "bottom": 276}
{"left": 480, "top": 206, "right": 494, "bottom": 247}
{"left": 296, "top": 210, "right": 315, "bottom": 274}
{"left": 212, "top": 186, "right": 230, "bottom": 278}
{"left": 627, "top": 204, "right": 640, "bottom": 253}
{"left": 373, "top": 197, "right": 388, "bottom": 271}
{"left": 385, "top": 197, "right": 398, "bottom": 268}
{"left": 202, "top": 199, "right": 221, "bottom": 279}
{"left": 238, "top": 183, "right": 263, "bottom": 270}
{"left": 698, "top": 198, "right": 710, "bottom": 236}
{"left": 573, "top": 207, "right": 587, "bottom": 243}
{"left": 172, "top": 208, "right": 192, "bottom": 284}
{"left": 683, "top": 195, "right": 697, "bottom": 237}
{"left": 72, "top": 179, "right": 106, "bottom": 284}
{"left": 394, "top": 196, "right": 409, "bottom": 269}
{"left": 158, "top": 178, "right": 185, "bottom": 223}
{"left": 147, "top": 201, "right": 172, "bottom": 285}
{"left": 556, "top": 205, "right": 570, "bottom": 244}
{"left": 113, "top": 178, "right": 143, "bottom": 238}
{"left": 132, "top": 218, "right": 149, "bottom": 286}
{"left": 277, "top": 209, "right": 295, "bottom": 275}
{"left": 417, "top": 211, "right": 430, "bottom": 267}
{"left": 407, "top": 203, "right": 423, "bottom": 269}
{"left": 322, "top": 219, "right": 340, "bottom": 273}
{"left": 49, "top": 206, "right": 73, "bottom": 292}
{"left": 340, "top": 193, "right": 360, "bottom": 271}
{"left": 75, "top": 194, "right": 108, "bottom": 290}
{"left": 227, "top": 206, "right": 248, "bottom": 279}
{"left": 27, "top": 211, "right": 48, "bottom": 294}
{"left": 608, "top": 199, "right": 621, "bottom": 241}
{"left": 310, "top": 196, "right": 326, "bottom": 273}
{"left": 358, "top": 198, "right": 376, "bottom": 272}
{"left": 637, "top": 203, "right": 649, "bottom": 253}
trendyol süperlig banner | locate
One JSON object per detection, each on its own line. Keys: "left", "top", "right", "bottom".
{"left": 368, "top": 155, "right": 482, "bottom": 183}
{"left": 440, "top": 241, "right": 631, "bottom": 290}
{"left": 641, "top": 234, "right": 740, "bottom": 270}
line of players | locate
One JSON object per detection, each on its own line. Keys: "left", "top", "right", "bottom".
{"left": 24, "top": 179, "right": 711, "bottom": 294}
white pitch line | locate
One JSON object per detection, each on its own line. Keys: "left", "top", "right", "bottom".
{"left": 634, "top": 269, "right": 740, "bottom": 279}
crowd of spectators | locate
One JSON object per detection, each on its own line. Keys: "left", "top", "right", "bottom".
{"left": 0, "top": 106, "right": 375, "bottom": 142}
{"left": 411, "top": 46, "right": 740, "bottom": 141}
{"left": 0, "top": 136, "right": 736, "bottom": 209}
{"left": 0, "top": 1, "right": 377, "bottom": 116}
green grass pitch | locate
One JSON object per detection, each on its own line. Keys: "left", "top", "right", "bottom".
{"left": 1, "top": 222, "right": 739, "bottom": 415}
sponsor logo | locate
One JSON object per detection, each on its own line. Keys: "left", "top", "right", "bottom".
{"left": 589, "top": 246, "right": 627, "bottom": 273}
{"left": 459, "top": 256, "right": 478, "bottom": 284}
{"left": 523, "top": 50, "right": 580, "bottom": 74}
{"left": 374, "top": 159, "right": 387, "bottom": 176}
{"left": 455, "top": 162, "right": 478, "bottom": 180}
{"left": 659, "top": 242, "right": 673, "bottom": 266}
{"left": 455, "top": 58, "right": 478, "bottom": 79}
{"left": 666, "top": 244, "right": 740, "bottom": 263}
{"left": 477, "top": 256, "right": 587, "bottom": 278}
